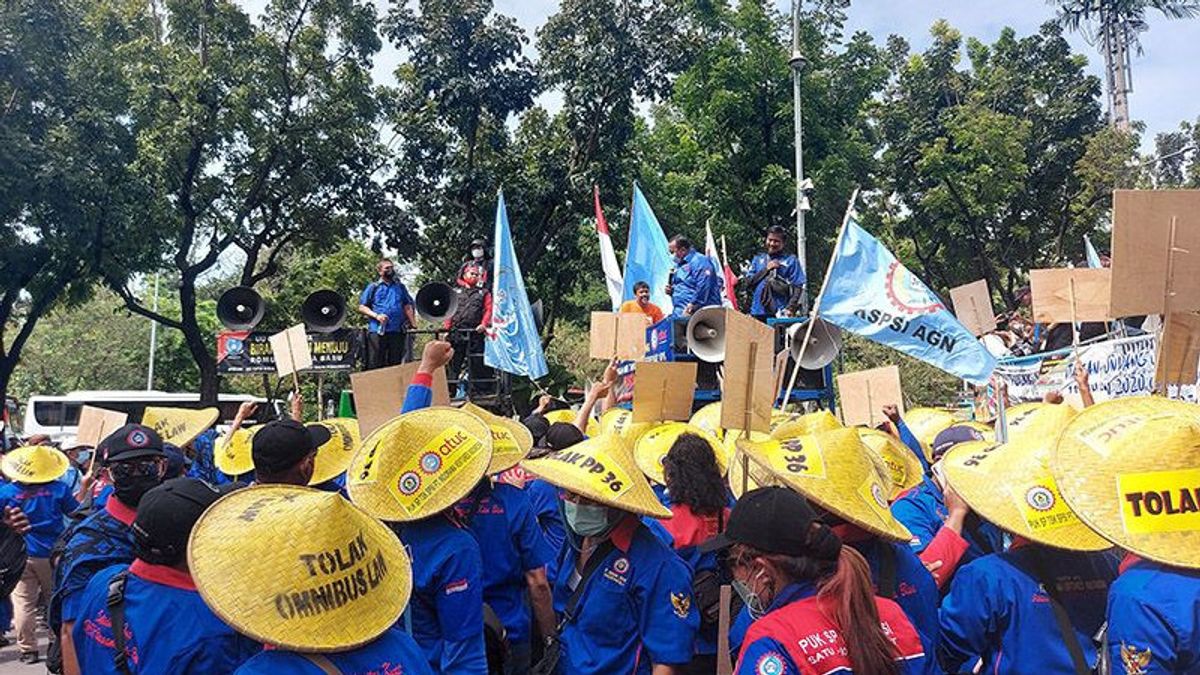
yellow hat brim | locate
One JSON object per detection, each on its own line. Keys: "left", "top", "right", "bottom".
{"left": 461, "top": 403, "right": 533, "bottom": 474}
{"left": 856, "top": 429, "right": 925, "bottom": 500}
{"left": 1, "top": 446, "right": 70, "bottom": 483}
{"left": 903, "top": 408, "right": 958, "bottom": 462}
{"left": 214, "top": 427, "right": 257, "bottom": 477}
{"left": 189, "top": 485, "right": 410, "bottom": 653}
{"left": 309, "top": 418, "right": 362, "bottom": 486}
{"left": 633, "top": 423, "right": 727, "bottom": 484}
{"left": 688, "top": 402, "right": 724, "bottom": 440}
{"left": 771, "top": 410, "right": 842, "bottom": 438}
{"left": 347, "top": 407, "right": 493, "bottom": 522}
{"left": 522, "top": 435, "right": 670, "bottom": 518}
{"left": 141, "top": 406, "right": 219, "bottom": 446}
{"left": 735, "top": 428, "right": 913, "bottom": 542}
{"left": 543, "top": 409, "right": 576, "bottom": 426}
{"left": 1052, "top": 396, "right": 1200, "bottom": 567}
{"left": 945, "top": 437, "right": 1110, "bottom": 551}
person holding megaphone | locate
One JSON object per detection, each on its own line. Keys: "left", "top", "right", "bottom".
{"left": 358, "top": 258, "right": 417, "bottom": 369}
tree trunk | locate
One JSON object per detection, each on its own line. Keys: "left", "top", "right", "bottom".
{"left": 178, "top": 276, "right": 219, "bottom": 405}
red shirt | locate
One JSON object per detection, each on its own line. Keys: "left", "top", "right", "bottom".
{"left": 659, "top": 503, "right": 728, "bottom": 549}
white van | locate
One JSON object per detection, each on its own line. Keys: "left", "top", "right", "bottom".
{"left": 22, "top": 390, "right": 268, "bottom": 443}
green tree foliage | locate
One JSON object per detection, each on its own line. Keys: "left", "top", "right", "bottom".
{"left": 95, "top": 0, "right": 394, "bottom": 404}
{"left": 873, "top": 22, "right": 1107, "bottom": 307}
{"left": 0, "top": 0, "right": 157, "bottom": 403}
{"left": 1151, "top": 116, "right": 1200, "bottom": 187}
{"left": 635, "top": 0, "right": 888, "bottom": 288}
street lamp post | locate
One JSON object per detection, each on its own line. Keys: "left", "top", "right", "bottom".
{"left": 791, "top": 0, "right": 809, "bottom": 311}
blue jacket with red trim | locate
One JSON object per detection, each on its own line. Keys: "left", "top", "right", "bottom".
{"left": 938, "top": 543, "right": 1117, "bottom": 674}
{"left": 555, "top": 515, "right": 698, "bottom": 674}
{"left": 456, "top": 481, "right": 553, "bottom": 644}
{"left": 72, "top": 561, "right": 260, "bottom": 674}
{"left": 51, "top": 497, "right": 139, "bottom": 632}
{"left": 735, "top": 581, "right": 931, "bottom": 674}
{"left": 670, "top": 249, "right": 722, "bottom": 315}
{"left": 1106, "top": 558, "right": 1200, "bottom": 675}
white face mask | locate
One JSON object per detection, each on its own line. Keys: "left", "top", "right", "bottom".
{"left": 732, "top": 567, "right": 771, "bottom": 619}
{"left": 471, "top": 247, "right": 485, "bottom": 259}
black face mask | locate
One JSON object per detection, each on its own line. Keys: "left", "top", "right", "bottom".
{"left": 382, "top": 269, "right": 396, "bottom": 280}
{"left": 114, "top": 475, "right": 163, "bottom": 507}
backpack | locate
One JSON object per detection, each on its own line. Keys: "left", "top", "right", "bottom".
{"left": 0, "top": 523, "right": 27, "bottom": 598}
{"left": 693, "top": 513, "right": 744, "bottom": 642}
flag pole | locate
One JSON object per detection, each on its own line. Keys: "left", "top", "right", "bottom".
{"left": 781, "top": 188, "right": 859, "bottom": 405}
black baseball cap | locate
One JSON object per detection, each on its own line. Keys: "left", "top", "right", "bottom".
{"left": 100, "top": 424, "right": 166, "bottom": 465}
{"left": 543, "top": 422, "right": 584, "bottom": 451}
{"left": 932, "top": 425, "right": 985, "bottom": 461}
{"left": 251, "top": 419, "right": 331, "bottom": 474}
{"left": 133, "top": 477, "right": 236, "bottom": 565}
{"left": 699, "top": 486, "right": 841, "bottom": 561}
{"left": 521, "top": 414, "right": 550, "bottom": 445}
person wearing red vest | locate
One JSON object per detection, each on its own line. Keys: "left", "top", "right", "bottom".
{"left": 702, "top": 486, "right": 931, "bottom": 675}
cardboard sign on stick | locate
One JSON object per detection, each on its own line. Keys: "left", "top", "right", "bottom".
{"left": 1110, "top": 190, "right": 1200, "bottom": 316}
{"left": 350, "top": 363, "right": 450, "bottom": 437}
{"left": 76, "top": 406, "right": 127, "bottom": 448}
{"left": 588, "top": 312, "right": 650, "bottom": 360}
{"left": 1157, "top": 312, "right": 1200, "bottom": 388}
{"left": 720, "top": 312, "right": 775, "bottom": 434}
{"left": 1030, "top": 268, "right": 1112, "bottom": 323}
{"left": 949, "top": 280, "right": 996, "bottom": 336}
{"left": 632, "top": 362, "right": 698, "bottom": 422}
{"left": 836, "top": 366, "right": 903, "bottom": 428}
{"left": 269, "top": 324, "right": 313, "bottom": 378}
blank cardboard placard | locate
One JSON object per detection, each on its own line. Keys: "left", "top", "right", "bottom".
{"left": 949, "top": 280, "right": 996, "bottom": 336}
{"left": 588, "top": 312, "right": 650, "bottom": 360}
{"left": 76, "top": 406, "right": 128, "bottom": 448}
{"left": 589, "top": 313, "right": 618, "bottom": 359}
{"left": 720, "top": 311, "right": 775, "bottom": 434}
{"left": 1157, "top": 312, "right": 1200, "bottom": 387}
{"left": 349, "top": 363, "right": 449, "bottom": 437}
{"left": 632, "top": 362, "right": 698, "bottom": 422}
{"left": 1030, "top": 268, "right": 1112, "bottom": 323}
{"left": 269, "top": 324, "right": 313, "bottom": 377}
{"left": 1110, "top": 190, "right": 1200, "bottom": 316}
{"left": 837, "top": 366, "right": 903, "bottom": 428}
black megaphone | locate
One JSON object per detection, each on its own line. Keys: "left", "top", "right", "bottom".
{"left": 216, "top": 287, "right": 265, "bottom": 331}
{"left": 415, "top": 282, "right": 459, "bottom": 322}
{"left": 301, "top": 290, "right": 346, "bottom": 333}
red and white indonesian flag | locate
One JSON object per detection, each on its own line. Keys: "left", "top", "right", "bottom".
{"left": 595, "top": 186, "right": 624, "bottom": 311}
{"left": 705, "top": 223, "right": 734, "bottom": 309}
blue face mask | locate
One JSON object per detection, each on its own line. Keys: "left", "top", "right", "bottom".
{"left": 563, "top": 501, "right": 612, "bottom": 537}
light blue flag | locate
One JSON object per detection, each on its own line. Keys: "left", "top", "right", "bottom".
{"left": 485, "top": 192, "right": 549, "bottom": 380}
{"left": 1084, "top": 235, "right": 1102, "bottom": 269}
{"left": 621, "top": 183, "right": 674, "bottom": 314}
{"left": 819, "top": 217, "right": 997, "bottom": 385}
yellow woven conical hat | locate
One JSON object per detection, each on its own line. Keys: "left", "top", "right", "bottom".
{"left": 461, "top": 403, "right": 533, "bottom": 474}
{"left": 1052, "top": 396, "right": 1200, "bottom": 567}
{"left": 633, "top": 422, "right": 727, "bottom": 484}
{"left": 688, "top": 402, "right": 724, "bottom": 440}
{"left": 188, "top": 485, "right": 410, "bottom": 653}
{"left": 735, "top": 428, "right": 913, "bottom": 542}
{"left": 944, "top": 404, "right": 1110, "bottom": 551}
{"left": 902, "top": 408, "right": 958, "bottom": 462}
{"left": 771, "top": 409, "right": 842, "bottom": 439}
{"left": 141, "top": 406, "right": 219, "bottom": 446}
{"left": 214, "top": 426, "right": 257, "bottom": 477}
{"left": 725, "top": 428, "right": 772, "bottom": 494}
{"left": 522, "top": 434, "right": 670, "bottom": 518}
{"left": 346, "top": 407, "right": 492, "bottom": 522}
{"left": 856, "top": 429, "right": 924, "bottom": 500}
{"left": 956, "top": 421, "right": 994, "bottom": 441}
{"left": 598, "top": 407, "right": 652, "bottom": 443}
{"left": 543, "top": 409, "right": 576, "bottom": 426}
{"left": 308, "top": 418, "right": 361, "bottom": 486}
{"left": 1, "top": 446, "right": 69, "bottom": 483}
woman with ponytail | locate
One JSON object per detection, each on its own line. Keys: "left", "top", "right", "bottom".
{"left": 701, "top": 486, "right": 931, "bottom": 674}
